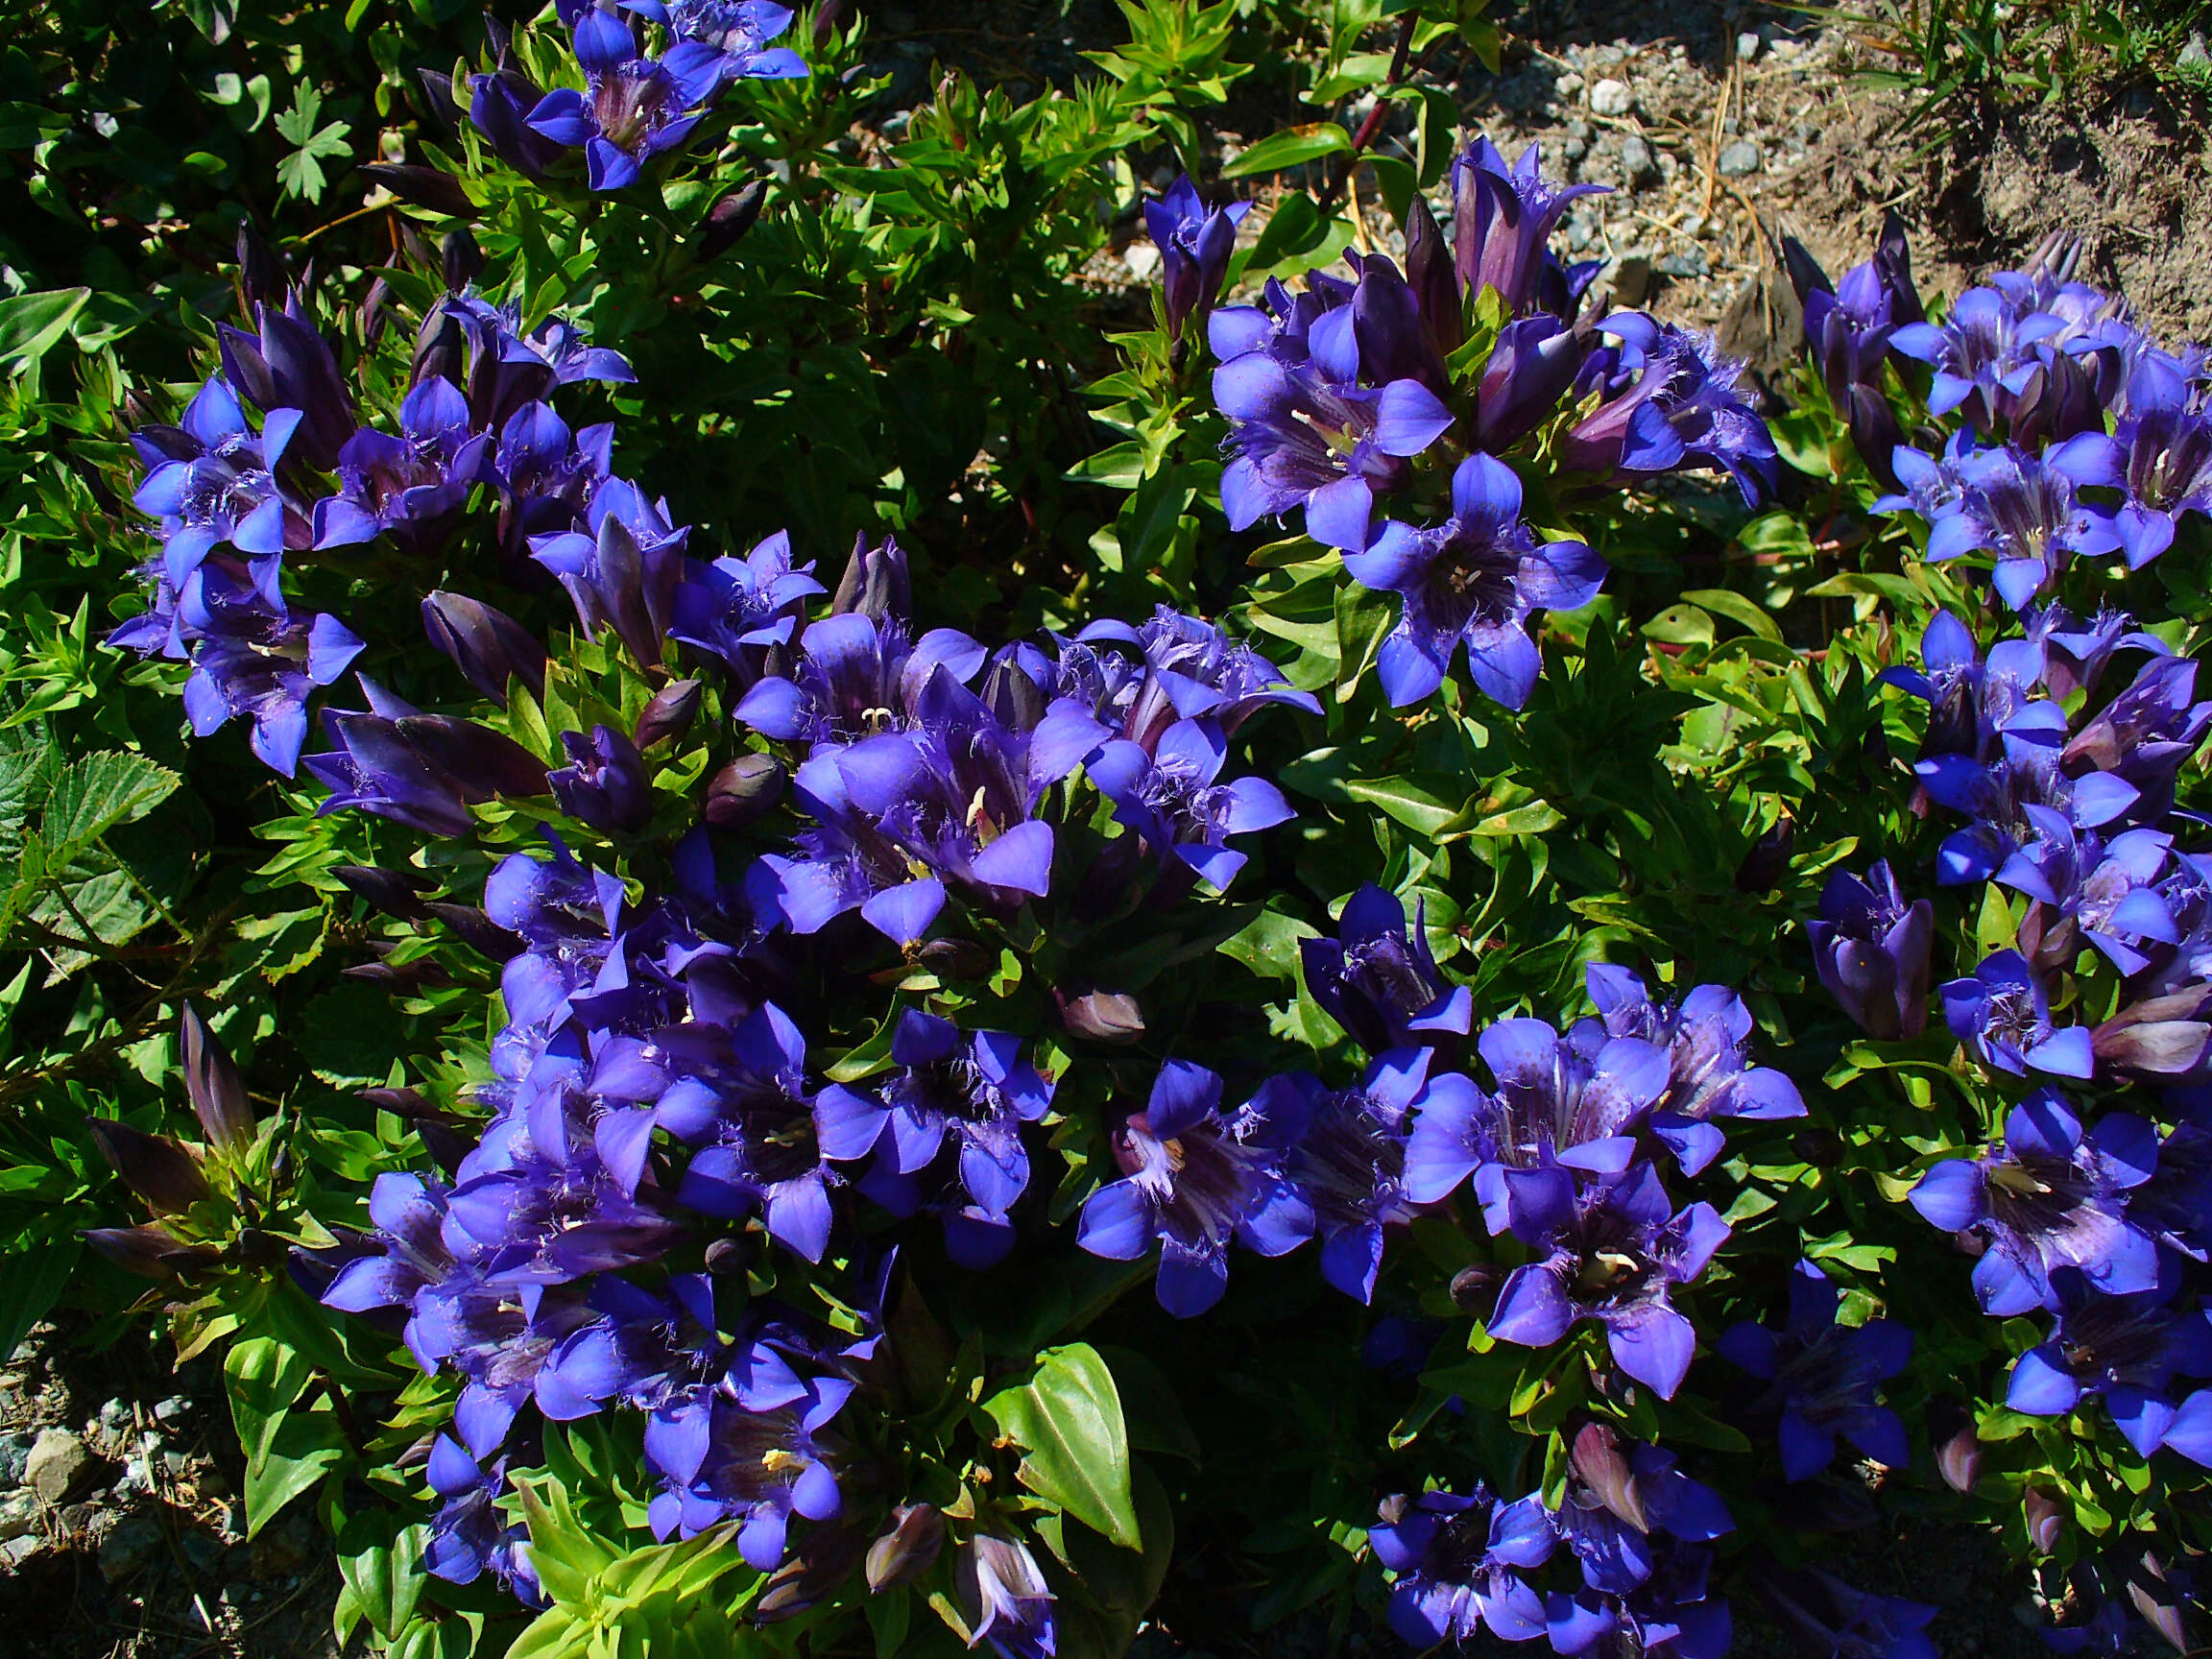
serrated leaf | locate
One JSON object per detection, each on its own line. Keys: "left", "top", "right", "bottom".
{"left": 982, "top": 1341, "right": 1140, "bottom": 1550}
{"left": 42, "top": 751, "right": 180, "bottom": 854}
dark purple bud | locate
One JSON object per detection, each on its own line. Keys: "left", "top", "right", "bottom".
{"left": 1875, "top": 209, "right": 1923, "bottom": 325}
{"left": 179, "top": 1004, "right": 252, "bottom": 1159}
{"left": 2094, "top": 989, "right": 2212, "bottom": 1078}
{"left": 412, "top": 303, "right": 470, "bottom": 392}
{"left": 2024, "top": 1487, "right": 2064, "bottom": 1554}
{"left": 1733, "top": 811, "right": 1795, "bottom": 893}
{"left": 705, "top": 753, "right": 784, "bottom": 827}
{"left": 830, "top": 532, "right": 910, "bottom": 622}
{"left": 418, "top": 1120, "right": 471, "bottom": 1180}
{"left": 1472, "top": 314, "right": 1586, "bottom": 451}
{"left": 395, "top": 714, "right": 553, "bottom": 803}
{"left": 343, "top": 955, "right": 453, "bottom": 993}
{"left": 758, "top": 1527, "right": 867, "bottom": 1623}
{"left": 1403, "top": 192, "right": 1463, "bottom": 357}
{"left": 235, "top": 224, "right": 286, "bottom": 311}
{"left": 1929, "top": 1401, "right": 1983, "bottom": 1493}
{"left": 1448, "top": 1262, "right": 1499, "bottom": 1315}
{"left": 2128, "top": 1552, "right": 2190, "bottom": 1654}
{"left": 84, "top": 1225, "right": 221, "bottom": 1280}
{"left": 86, "top": 1120, "right": 213, "bottom": 1214}
{"left": 358, "top": 1086, "right": 433, "bottom": 1116}
{"left": 441, "top": 227, "right": 485, "bottom": 293}
{"left": 550, "top": 724, "right": 651, "bottom": 833}
{"left": 704, "top": 1236, "right": 750, "bottom": 1275}
{"left": 635, "top": 679, "right": 703, "bottom": 750}
{"left": 1809, "top": 861, "right": 1933, "bottom": 1042}
{"left": 417, "top": 67, "right": 461, "bottom": 129}
{"left": 1844, "top": 381, "right": 1906, "bottom": 493}
{"left": 335, "top": 863, "right": 433, "bottom": 922}
{"left": 1780, "top": 234, "right": 1832, "bottom": 308}
{"left": 361, "top": 271, "right": 395, "bottom": 348}
{"left": 361, "top": 163, "right": 478, "bottom": 220}
{"left": 396, "top": 219, "right": 434, "bottom": 273}
{"left": 421, "top": 591, "right": 548, "bottom": 706}
{"left": 1056, "top": 988, "right": 1145, "bottom": 1044}
{"left": 697, "top": 180, "right": 768, "bottom": 263}
{"left": 421, "top": 902, "right": 524, "bottom": 961}
{"left": 1570, "top": 1423, "right": 1648, "bottom": 1532}
{"left": 812, "top": 0, "right": 847, "bottom": 46}
{"left": 866, "top": 1503, "right": 946, "bottom": 1592}
{"left": 917, "top": 937, "right": 994, "bottom": 980}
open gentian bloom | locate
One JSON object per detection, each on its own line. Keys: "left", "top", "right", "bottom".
{"left": 1890, "top": 277, "right": 2067, "bottom": 433}
{"left": 1551, "top": 1428, "right": 1734, "bottom": 1599}
{"left": 643, "top": 1353, "right": 851, "bottom": 1561}
{"left": 1872, "top": 428, "right": 1975, "bottom": 524}
{"left": 673, "top": 1001, "right": 838, "bottom": 1262}
{"left": 956, "top": 1533, "right": 1057, "bottom": 1659}
{"left": 1877, "top": 609, "right": 2050, "bottom": 764}
{"left": 1270, "top": 1048, "right": 1438, "bottom": 1303}
{"left": 1923, "top": 443, "right": 2120, "bottom": 612}
{"left": 313, "top": 377, "right": 490, "bottom": 559}
{"left": 2062, "top": 653, "right": 2212, "bottom": 822}
{"left": 1450, "top": 136, "right": 1606, "bottom": 320}
{"left": 424, "top": 1435, "right": 543, "bottom": 1606}
{"left": 487, "top": 400, "right": 614, "bottom": 554}
{"left": 132, "top": 376, "right": 306, "bottom": 591}
{"left": 531, "top": 477, "right": 691, "bottom": 670}
{"left": 669, "top": 529, "right": 824, "bottom": 683}
{"left": 1580, "top": 966, "right": 1806, "bottom": 1176}
{"left": 1764, "top": 1570, "right": 1937, "bottom": 1659}
{"left": 1564, "top": 313, "right": 1778, "bottom": 505}
{"left": 1403, "top": 1016, "right": 1670, "bottom": 1229}
{"left": 2050, "top": 350, "right": 2212, "bottom": 568}
{"left": 1809, "top": 862, "right": 1935, "bottom": 1041}
{"left": 1488, "top": 1160, "right": 1730, "bottom": 1399}
{"left": 1343, "top": 452, "right": 1603, "bottom": 710}
{"left": 2005, "top": 1264, "right": 2212, "bottom": 1460}
{"left": 1144, "top": 173, "right": 1251, "bottom": 340}
{"left": 1076, "top": 1060, "right": 1312, "bottom": 1317}
{"left": 620, "top": 0, "right": 807, "bottom": 85}
{"left": 815, "top": 1010, "right": 1052, "bottom": 1228}
{"left": 1299, "top": 883, "right": 1472, "bottom": 1055}
{"left": 175, "top": 566, "right": 366, "bottom": 777}
{"left": 1083, "top": 717, "right": 1293, "bottom": 891}
{"left": 1997, "top": 810, "right": 2179, "bottom": 976}
{"left": 1909, "top": 1088, "right": 2160, "bottom": 1313}
{"left": 1940, "top": 949, "right": 2095, "bottom": 1079}
{"left": 1717, "top": 1260, "right": 1912, "bottom": 1481}
{"left": 524, "top": 11, "right": 722, "bottom": 191}
{"left": 1914, "top": 722, "right": 2140, "bottom": 889}
{"left": 1371, "top": 1486, "right": 1556, "bottom": 1645}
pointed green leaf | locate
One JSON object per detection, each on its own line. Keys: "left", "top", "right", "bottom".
{"left": 982, "top": 1341, "right": 1140, "bottom": 1549}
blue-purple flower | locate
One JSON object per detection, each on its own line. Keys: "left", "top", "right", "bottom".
{"left": 1809, "top": 862, "right": 1936, "bottom": 1041}
{"left": 1076, "top": 1060, "right": 1311, "bottom": 1317}
{"left": 1299, "top": 883, "right": 1472, "bottom": 1055}
{"left": 173, "top": 568, "right": 365, "bottom": 777}
{"left": 1717, "top": 1259, "right": 1912, "bottom": 1480}
{"left": 2005, "top": 1263, "right": 2212, "bottom": 1460}
{"left": 1909, "top": 1088, "right": 2160, "bottom": 1313}
{"left": 1450, "top": 136, "right": 1606, "bottom": 321}
{"left": 1997, "top": 810, "right": 2179, "bottom": 975}
{"left": 1342, "top": 451, "right": 1602, "bottom": 709}
{"left": 955, "top": 1532, "right": 1057, "bottom": 1659}
{"left": 1922, "top": 442, "right": 2119, "bottom": 612}
{"left": 673, "top": 1001, "right": 838, "bottom": 1262}
{"left": 550, "top": 724, "right": 652, "bottom": 834}
{"left": 1370, "top": 1485, "right": 1556, "bottom": 1645}
{"left": 1083, "top": 717, "right": 1292, "bottom": 891}
{"left": 1268, "top": 1048, "right": 1436, "bottom": 1302}
{"left": 621, "top": 0, "right": 807, "bottom": 85}
{"left": 525, "top": 11, "right": 723, "bottom": 192}
{"left": 531, "top": 477, "right": 691, "bottom": 669}
{"left": 669, "top": 528, "right": 824, "bottom": 683}
{"left": 1941, "top": 949, "right": 2095, "bottom": 1079}
{"left": 217, "top": 298, "right": 357, "bottom": 470}
{"left": 131, "top": 376, "right": 306, "bottom": 592}
{"left": 1563, "top": 312, "right": 1778, "bottom": 505}
{"left": 312, "top": 377, "right": 490, "bottom": 559}
{"left": 1487, "top": 1159, "right": 1731, "bottom": 1399}
{"left": 424, "top": 1435, "right": 543, "bottom": 1605}
{"left": 1143, "top": 173, "right": 1251, "bottom": 341}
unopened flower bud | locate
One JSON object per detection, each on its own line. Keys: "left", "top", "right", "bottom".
{"left": 830, "top": 532, "right": 910, "bottom": 622}
{"left": 551, "top": 724, "right": 652, "bottom": 833}
{"left": 416, "top": 68, "right": 461, "bottom": 129}
{"left": 1733, "top": 811, "right": 1795, "bottom": 894}
{"left": 696, "top": 179, "right": 767, "bottom": 263}
{"left": 1448, "top": 1262, "right": 1499, "bottom": 1315}
{"left": 705, "top": 1236, "right": 750, "bottom": 1275}
{"left": 179, "top": 1003, "right": 253, "bottom": 1160}
{"left": 235, "top": 223, "right": 285, "bottom": 311}
{"left": 1570, "top": 1422, "right": 1647, "bottom": 1532}
{"left": 86, "top": 1120, "right": 213, "bottom": 1214}
{"left": 358, "top": 1086, "right": 433, "bottom": 1117}
{"left": 2128, "top": 1551, "right": 2190, "bottom": 1654}
{"left": 635, "top": 679, "right": 703, "bottom": 750}
{"left": 1056, "top": 988, "right": 1145, "bottom": 1045}
{"left": 2024, "top": 1487, "right": 2064, "bottom": 1554}
{"left": 441, "top": 227, "right": 485, "bottom": 292}
{"left": 421, "top": 902, "right": 524, "bottom": 961}
{"left": 335, "top": 863, "right": 433, "bottom": 922}
{"left": 706, "top": 753, "right": 785, "bottom": 827}
{"left": 866, "top": 1503, "right": 945, "bottom": 1591}
{"left": 421, "top": 591, "right": 548, "bottom": 708}
{"left": 918, "top": 937, "right": 994, "bottom": 980}
{"left": 1929, "top": 1402, "right": 1983, "bottom": 1494}
{"left": 84, "top": 1225, "right": 221, "bottom": 1280}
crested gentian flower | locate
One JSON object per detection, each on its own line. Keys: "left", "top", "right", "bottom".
{"left": 2036, "top": 604, "right": 2159, "bottom": 704}
{"left": 1208, "top": 267, "right": 1455, "bottom": 549}
{"left": 1564, "top": 313, "right": 1778, "bottom": 505}
{"left": 2005, "top": 1264, "right": 2212, "bottom": 1460}
{"left": 2061, "top": 652, "right": 2212, "bottom": 822}
{"left": 1450, "top": 136, "right": 1606, "bottom": 321}
{"left": 1909, "top": 1088, "right": 2160, "bottom": 1312}
{"left": 1997, "top": 810, "right": 2179, "bottom": 975}
{"left": 1143, "top": 173, "right": 1251, "bottom": 341}
{"left": 1552, "top": 1427, "right": 1734, "bottom": 1599}
{"left": 815, "top": 1010, "right": 1052, "bottom": 1252}
{"left": 1076, "top": 1060, "right": 1311, "bottom": 1317}
{"left": 175, "top": 567, "right": 366, "bottom": 776}
{"left": 1342, "top": 451, "right": 1604, "bottom": 709}
{"left": 733, "top": 608, "right": 981, "bottom": 747}
{"left": 531, "top": 477, "right": 691, "bottom": 670}
{"left": 1717, "top": 1259, "right": 1912, "bottom": 1480}
{"left": 424, "top": 1435, "right": 543, "bottom": 1605}
{"left": 1809, "top": 861, "right": 1936, "bottom": 1041}
{"left": 550, "top": 724, "right": 652, "bottom": 834}
{"left": 524, "top": 11, "right": 723, "bottom": 191}
{"left": 1580, "top": 965, "right": 1807, "bottom": 1176}
{"left": 1914, "top": 722, "right": 2139, "bottom": 888}
{"left": 1923, "top": 443, "right": 2120, "bottom": 611}
{"left": 1370, "top": 1485, "right": 1555, "bottom": 1645}
{"left": 1268, "top": 1048, "right": 1434, "bottom": 1302}
{"left": 1878, "top": 608, "right": 2051, "bottom": 764}
{"left": 2050, "top": 350, "right": 2212, "bottom": 569}
{"left": 669, "top": 529, "right": 824, "bottom": 683}
{"left": 620, "top": 0, "right": 807, "bottom": 85}
{"left": 955, "top": 1533, "right": 1057, "bottom": 1659}
{"left": 1471, "top": 313, "right": 1590, "bottom": 451}
{"left": 1403, "top": 1016, "right": 1670, "bottom": 1227}
{"left": 438, "top": 294, "right": 637, "bottom": 431}
{"left": 1890, "top": 276, "right": 2071, "bottom": 434}
{"left": 1872, "top": 428, "right": 1975, "bottom": 524}
{"left": 532, "top": 1273, "right": 726, "bottom": 1421}
{"left": 486, "top": 400, "right": 614, "bottom": 554}
{"left": 674, "top": 1001, "right": 838, "bottom": 1262}
{"left": 1941, "top": 950, "right": 2095, "bottom": 1079}
{"left": 313, "top": 377, "right": 490, "bottom": 559}
{"left": 217, "top": 298, "right": 357, "bottom": 470}
{"left": 1488, "top": 1160, "right": 1731, "bottom": 1398}
{"left": 1299, "top": 883, "right": 1472, "bottom": 1055}
{"left": 131, "top": 376, "right": 305, "bottom": 592}
{"left": 1083, "top": 717, "right": 1293, "bottom": 891}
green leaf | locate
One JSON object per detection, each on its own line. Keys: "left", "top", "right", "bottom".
{"left": 1217, "top": 905, "right": 1317, "bottom": 980}
{"left": 1679, "top": 589, "right": 1783, "bottom": 643}
{"left": 1345, "top": 775, "right": 1462, "bottom": 838}
{"left": 42, "top": 752, "right": 180, "bottom": 855}
{"left": 337, "top": 1519, "right": 426, "bottom": 1641}
{"left": 0, "top": 288, "right": 90, "bottom": 367}
{"left": 1222, "top": 123, "right": 1352, "bottom": 178}
{"left": 225, "top": 1337, "right": 347, "bottom": 1536}
{"left": 982, "top": 1341, "right": 1141, "bottom": 1549}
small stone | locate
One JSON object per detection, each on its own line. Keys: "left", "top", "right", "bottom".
{"left": 1718, "top": 140, "right": 1762, "bottom": 178}
{"left": 152, "top": 1399, "right": 188, "bottom": 1425}
{"left": 99, "top": 1513, "right": 164, "bottom": 1584}
{"left": 1122, "top": 241, "right": 1161, "bottom": 281}
{"left": 96, "top": 1400, "right": 129, "bottom": 1433}
{"left": 1681, "top": 213, "right": 1706, "bottom": 239}
{"left": 1736, "top": 31, "right": 1762, "bottom": 61}
{"left": 161, "top": 1450, "right": 189, "bottom": 1479}
{"left": 1620, "top": 135, "right": 1658, "bottom": 186}
{"left": 2, "top": 1535, "right": 36, "bottom": 1568}
{"left": 1562, "top": 137, "right": 1587, "bottom": 162}
{"left": 120, "top": 1458, "right": 149, "bottom": 1493}
{"left": 26, "top": 1430, "right": 91, "bottom": 1505}
{"left": 1656, "top": 248, "right": 1709, "bottom": 278}
{"left": 1554, "top": 71, "right": 1585, "bottom": 96}
{"left": 0, "top": 1492, "right": 36, "bottom": 1541}
{"left": 1589, "top": 78, "right": 1633, "bottom": 117}
{"left": 0, "top": 1432, "right": 32, "bottom": 1487}
{"left": 1565, "top": 118, "right": 1591, "bottom": 142}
